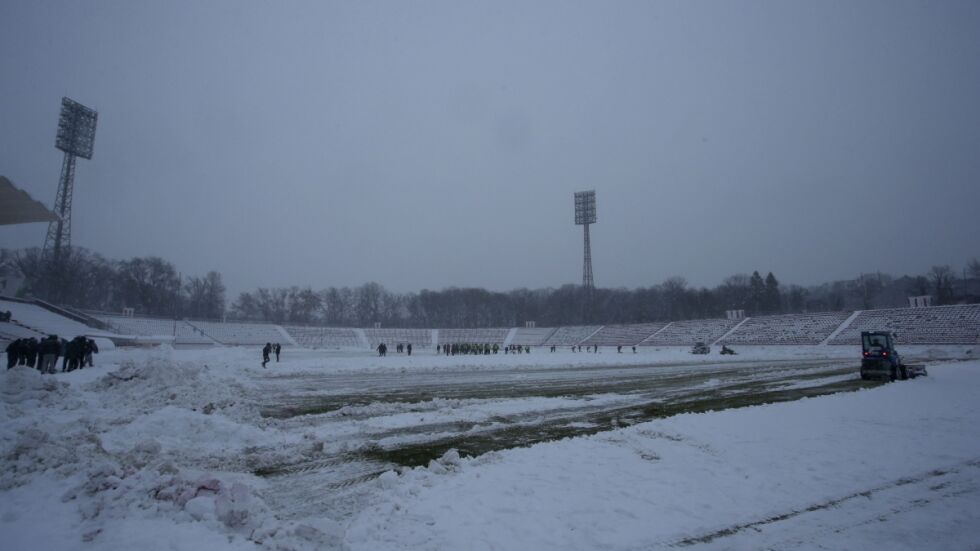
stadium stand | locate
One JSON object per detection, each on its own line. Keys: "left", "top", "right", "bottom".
{"left": 542, "top": 325, "right": 603, "bottom": 346}
{"left": 719, "top": 311, "right": 852, "bottom": 345}
{"left": 0, "top": 323, "right": 45, "bottom": 344}
{"left": 828, "top": 304, "right": 980, "bottom": 345}
{"left": 6, "top": 297, "right": 978, "bottom": 351}
{"left": 508, "top": 327, "right": 558, "bottom": 346}
{"left": 363, "top": 328, "right": 433, "bottom": 348}
{"left": 580, "top": 323, "right": 668, "bottom": 347}
{"left": 188, "top": 320, "right": 289, "bottom": 346}
{"left": 437, "top": 328, "right": 510, "bottom": 345}
{"left": 641, "top": 318, "right": 739, "bottom": 346}
{"left": 98, "top": 315, "right": 215, "bottom": 344}
{"left": 282, "top": 326, "right": 362, "bottom": 349}
{"left": 0, "top": 299, "right": 116, "bottom": 341}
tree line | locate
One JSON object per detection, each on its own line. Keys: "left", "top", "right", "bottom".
{"left": 3, "top": 247, "right": 978, "bottom": 327}
{"left": 3, "top": 247, "right": 225, "bottom": 320}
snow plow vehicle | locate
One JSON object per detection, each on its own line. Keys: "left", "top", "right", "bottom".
{"left": 691, "top": 342, "right": 710, "bottom": 355}
{"left": 860, "top": 331, "right": 927, "bottom": 381}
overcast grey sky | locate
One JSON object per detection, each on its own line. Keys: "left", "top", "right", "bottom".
{"left": 1, "top": 0, "right": 978, "bottom": 297}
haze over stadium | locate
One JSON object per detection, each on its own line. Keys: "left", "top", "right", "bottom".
{"left": 2, "top": 3, "right": 980, "bottom": 551}
{"left": 2, "top": 1, "right": 979, "bottom": 297}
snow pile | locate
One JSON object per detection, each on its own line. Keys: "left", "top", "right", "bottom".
{"left": 87, "top": 355, "right": 253, "bottom": 422}
{"left": 0, "top": 356, "right": 340, "bottom": 550}
{"left": 0, "top": 365, "right": 73, "bottom": 408}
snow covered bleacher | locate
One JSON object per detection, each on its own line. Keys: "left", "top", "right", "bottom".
{"left": 720, "top": 312, "right": 852, "bottom": 345}
{"left": 438, "top": 328, "right": 510, "bottom": 345}
{"left": 283, "top": 326, "right": 361, "bottom": 349}
{"left": 363, "top": 328, "right": 433, "bottom": 348}
{"left": 580, "top": 323, "right": 667, "bottom": 347}
{"left": 641, "top": 318, "right": 739, "bottom": 346}
{"left": 542, "top": 325, "right": 602, "bottom": 346}
{"left": 98, "top": 315, "right": 215, "bottom": 344}
{"left": 828, "top": 304, "right": 980, "bottom": 345}
{"left": 0, "top": 323, "right": 45, "bottom": 344}
{"left": 0, "top": 299, "right": 116, "bottom": 341}
{"left": 188, "top": 321, "right": 288, "bottom": 346}
{"left": 508, "top": 327, "right": 557, "bottom": 346}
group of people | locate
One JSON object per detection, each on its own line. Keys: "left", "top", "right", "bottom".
{"left": 5, "top": 335, "right": 99, "bottom": 374}
{"left": 376, "top": 342, "right": 413, "bottom": 356}
{"left": 261, "top": 342, "right": 282, "bottom": 367}
{"left": 438, "top": 343, "right": 500, "bottom": 356}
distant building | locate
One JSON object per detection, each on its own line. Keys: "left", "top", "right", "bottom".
{"left": 908, "top": 295, "right": 933, "bottom": 308}
{"left": 725, "top": 309, "right": 746, "bottom": 320}
{"left": 0, "top": 261, "right": 24, "bottom": 296}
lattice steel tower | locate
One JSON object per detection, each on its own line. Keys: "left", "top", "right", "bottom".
{"left": 43, "top": 97, "right": 98, "bottom": 265}
{"left": 574, "top": 190, "right": 597, "bottom": 288}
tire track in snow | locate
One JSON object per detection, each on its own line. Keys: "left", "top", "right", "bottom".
{"left": 667, "top": 458, "right": 980, "bottom": 548}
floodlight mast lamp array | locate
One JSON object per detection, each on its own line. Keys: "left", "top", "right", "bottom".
{"left": 574, "top": 190, "right": 596, "bottom": 289}
{"left": 43, "top": 97, "right": 97, "bottom": 266}
{"left": 41, "top": 97, "right": 97, "bottom": 302}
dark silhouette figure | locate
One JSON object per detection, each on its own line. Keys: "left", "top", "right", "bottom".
{"left": 5, "top": 339, "right": 19, "bottom": 369}
{"left": 25, "top": 337, "right": 38, "bottom": 368}
{"left": 85, "top": 338, "right": 99, "bottom": 367}
{"left": 262, "top": 343, "right": 272, "bottom": 367}
{"left": 38, "top": 335, "right": 61, "bottom": 374}
{"left": 274, "top": 343, "right": 281, "bottom": 362}
{"left": 407, "top": 343, "right": 413, "bottom": 356}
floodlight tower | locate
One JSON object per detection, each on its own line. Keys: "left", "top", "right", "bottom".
{"left": 43, "top": 97, "right": 98, "bottom": 265}
{"left": 574, "top": 190, "right": 597, "bottom": 289}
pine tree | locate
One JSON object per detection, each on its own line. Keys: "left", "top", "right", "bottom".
{"left": 749, "top": 271, "right": 765, "bottom": 314}
{"left": 764, "top": 272, "right": 781, "bottom": 314}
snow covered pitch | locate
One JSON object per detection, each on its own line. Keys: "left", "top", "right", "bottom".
{"left": 1, "top": 345, "right": 979, "bottom": 550}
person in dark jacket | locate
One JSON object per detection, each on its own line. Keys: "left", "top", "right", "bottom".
{"left": 406, "top": 343, "right": 412, "bottom": 356}
{"left": 25, "top": 337, "right": 38, "bottom": 368}
{"left": 262, "top": 343, "right": 272, "bottom": 368}
{"left": 39, "top": 335, "right": 61, "bottom": 374}
{"left": 5, "top": 339, "right": 20, "bottom": 369}
{"left": 84, "top": 338, "right": 99, "bottom": 367}
{"left": 274, "top": 343, "right": 281, "bottom": 362}
{"left": 63, "top": 337, "right": 86, "bottom": 372}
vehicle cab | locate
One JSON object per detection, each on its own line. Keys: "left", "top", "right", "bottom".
{"left": 861, "top": 331, "right": 902, "bottom": 380}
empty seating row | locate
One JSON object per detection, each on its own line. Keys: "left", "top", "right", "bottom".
{"left": 641, "top": 318, "right": 740, "bottom": 346}
{"left": 542, "top": 325, "right": 603, "bottom": 346}
{"left": 829, "top": 304, "right": 980, "bottom": 345}
{"left": 189, "top": 321, "right": 287, "bottom": 346}
{"left": 99, "top": 315, "right": 215, "bottom": 344}
{"left": 437, "top": 328, "right": 510, "bottom": 345}
{"left": 508, "top": 327, "right": 557, "bottom": 346}
{"left": 719, "top": 311, "right": 852, "bottom": 345}
{"left": 0, "top": 299, "right": 116, "bottom": 341}
{"left": 0, "top": 323, "right": 46, "bottom": 344}
{"left": 580, "top": 323, "right": 668, "bottom": 347}
{"left": 363, "top": 328, "right": 433, "bottom": 348}
{"left": 283, "top": 326, "right": 362, "bottom": 349}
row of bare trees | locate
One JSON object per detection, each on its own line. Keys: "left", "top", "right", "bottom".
{"left": 229, "top": 263, "right": 980, "bottom": 327}
{"left": 4, "top": 246, "right": 978, "bottom": 327}
{"left": 2, "top": 247, "right": 225, "bottom": 319}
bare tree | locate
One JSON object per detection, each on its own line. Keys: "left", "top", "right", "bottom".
{"left": 930, "top": 265, "right": 955, "bottom": 305}
{"left": 968, "top": 258, "right": 980, "bottom": 279}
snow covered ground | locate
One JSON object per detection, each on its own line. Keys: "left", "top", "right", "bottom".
{"left": 1, "top": 345, "right": 978, "bottom": 550}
